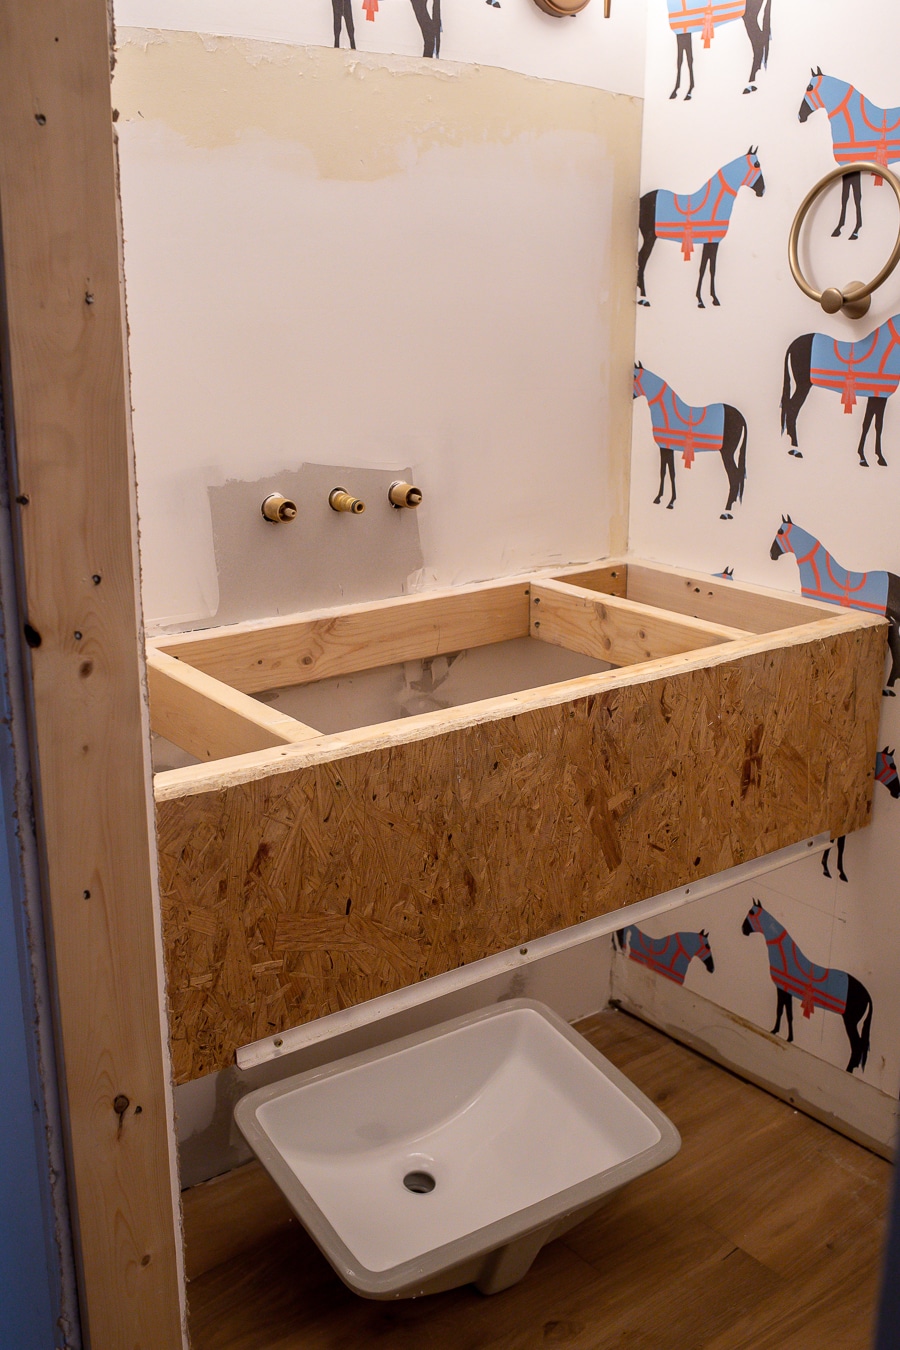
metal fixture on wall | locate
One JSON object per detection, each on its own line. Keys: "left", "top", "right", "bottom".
{"left": 260, "top": 493, "right": 298, "bottom": 523}
{"left": 388, "top": 481, "right": 423, "bottom": 509}
{"left": 328, "top": 487, "right": 366, "bottom": 514}
{"left": 789, "top": 161, "right": 900, "bottom": 319}
{"left": 532, "top": 0, "right": 599, "bottom": 16}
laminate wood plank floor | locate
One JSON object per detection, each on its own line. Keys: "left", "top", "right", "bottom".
{"left": 184, "top": 1010, "right": 891, "bottom": 1350}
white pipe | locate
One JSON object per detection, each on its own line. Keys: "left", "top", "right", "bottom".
{"left": 236, "top": 833, "right": 830, "bottom": 1071}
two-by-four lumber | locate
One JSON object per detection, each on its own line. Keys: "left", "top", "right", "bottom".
{"left": 625, "top": 561, "right": 837, "bottom": 633}
{"left": 530, "top": 579, "right": 750, "bottom": 666}
{"left": 549, "top": 561, "right": 628, "bottom": 597}
{"left": 153, "top": 578, "right": 533, "bottom": 694}
{"left": 0, "top": 0, "right": 185, "bottom": 1342}
{"left": 147, "top": 651, "right": 321, "bottom": 761}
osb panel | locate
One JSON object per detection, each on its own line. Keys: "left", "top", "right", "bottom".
{"left": 157, "top": 625, "right": 884, "bottom": 1083}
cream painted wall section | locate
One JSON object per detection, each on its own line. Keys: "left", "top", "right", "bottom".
{"left": 112, "top": 0, "right": 647, "bottom": 99}
{"left": 114, "top": 34, "right": 640, "bottom": 627}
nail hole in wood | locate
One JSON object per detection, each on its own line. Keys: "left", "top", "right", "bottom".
{"left": 23, "top": 624, "right": 41, "bottom": 648}
{"left": 34, "top": 113, "right": 46, "bottom": 126}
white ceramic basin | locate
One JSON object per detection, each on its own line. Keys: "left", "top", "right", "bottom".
{"left": 235, "top": 999, "right": 680, "bottom": 1299}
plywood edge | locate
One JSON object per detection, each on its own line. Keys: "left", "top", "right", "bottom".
{"left": 530, "top": 579, "right": 748, "bottom": 665}
{"left": 147, "top": 650, "right": 320, "bottom": 760}
{"left": 154, "top": 611, "right": 885, "bottom": 803}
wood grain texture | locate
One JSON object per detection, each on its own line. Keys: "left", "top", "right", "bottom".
{"left": 0, "top": 3, "right": 185, "bottom": 1344}
{"left": 550, "top": 561, "right": 629, "bottom": 596}
{"left": 148, "top": 650, "right": 319, "bottom": 760}
{"left": 183, "top": 1013, "right": 890, "bottom": 1350}
{"left": 153, "top": 578, "right": 533, "bottom": 694}
{"left": 530, "top": 579, "right": 749, "bottom": 664}
{"left": 157, "top": 620, "right": 885, "bottom": 1083}
{"left": 625, "top": 561, "right": 836, "bottom": 633}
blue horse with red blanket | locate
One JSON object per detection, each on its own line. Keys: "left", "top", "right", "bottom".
{"left": 638, "top": 150, "right": 765, "bottom": 308}
{"left": 823, "top": 747, "right": 899, "bottom": 881}
{"left": 615, "top": 925, "right": 714, "bottom": 984}
{"left": 742, "top": 901, "right": 873, "bottom": 1073}
{"left": 770, "top": 516, "right": 900, "bottom": 693}
{"left": 667, "top": 0, "right": 772, "bottom": 100}
{"left": 799, "top": 70, "right": 900, "bottom": 239}
{"left": 634, "top": 364, "right": 747, "bottom": 518}
{"left": 781, "top": 314, "right": 900, "bottom": 465}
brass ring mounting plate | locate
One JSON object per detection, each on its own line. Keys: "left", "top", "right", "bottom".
{"left": 533, "top": 0, "right": 592, "bottom": 14}
{"left": 788, "top": 161, "right": 900, "bottom": 319}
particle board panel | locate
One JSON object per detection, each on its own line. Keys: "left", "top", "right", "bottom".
{"left": 156, "top": 620, "right": 884, "bottom": 1083}
{"left": 0, "top": 2, "right": 185, "bottom": 1344}
{"left": 153, "top": 578, "right": 533, "bottom": 695}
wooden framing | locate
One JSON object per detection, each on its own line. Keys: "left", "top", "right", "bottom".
{"left": 0, "top": 5, "right": 185, "bottom": 1346}
{"left": 147, "top": 563, "right": 887, "bottom": 1085}
{"left": 148, "top": 650, "right": 320, "bottom": 761}
{"left": 154, "top": 577, "right": 533, "bottom": 694}
{"left": 529, "top": 579, "right": 748, "bottom": 665}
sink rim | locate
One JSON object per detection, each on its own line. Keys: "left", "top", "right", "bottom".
{"left": 234, "top": 998, "right": 681, "bottom": 1297}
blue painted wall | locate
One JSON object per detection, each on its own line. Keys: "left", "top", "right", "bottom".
{"left": 0, "top": 677, "right": 65, "bottom": 1344}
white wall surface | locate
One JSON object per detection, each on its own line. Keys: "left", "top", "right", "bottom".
{"left": 622, "top": 0, "right": 900, "bottom": 1117}
{"left": 113, "top": 0, "right": 647, "bottom": 99}
{"left": 114, "top": 35, "right": 640, "bottom": 628}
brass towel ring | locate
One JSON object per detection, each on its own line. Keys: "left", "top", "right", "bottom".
{"left": 789, "top": 161, "right": 900, "bottom": 319}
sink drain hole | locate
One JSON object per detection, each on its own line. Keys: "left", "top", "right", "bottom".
{"left": 403, "top": 1170, "right": 436, "bottom": 1194}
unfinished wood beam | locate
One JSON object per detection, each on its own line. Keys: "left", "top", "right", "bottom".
{"left": 549, "top": 561, "right": 628, "bottom": 597}
{"left": 0, "top": 2, "right": 185, "bottom": 1343}
{"left": 625, "top": 561, "right": 836, "bottom": 633}
{"left": 153, "top": 578, "right": 533, "bottom": 694}
{"left": 530, "top": 580, "right": 749, "bottom": 666}
{"left": 147, "top": 650, "right": 320, "bottom": 761}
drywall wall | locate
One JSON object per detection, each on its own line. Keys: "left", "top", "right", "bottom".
{"left": 113, "top": 33, "right": 642, "bottom": 628}
{"left": 112, "top": 0, "right": 647, "bottom": 100}
{"left": 621, "top": 0, "right": 900, "bottom": 1126}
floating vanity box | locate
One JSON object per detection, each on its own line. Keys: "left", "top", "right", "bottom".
{"left": 148, "top": 559, "right": 886, "bottom": 1084}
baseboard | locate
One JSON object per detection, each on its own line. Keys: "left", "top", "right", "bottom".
{"left": 610, "top": 956, "right": 899, "bottom": 1159}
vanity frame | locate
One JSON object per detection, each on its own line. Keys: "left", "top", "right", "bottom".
{"left": 150, "top": 559, "right": 887, "bottom": 1084}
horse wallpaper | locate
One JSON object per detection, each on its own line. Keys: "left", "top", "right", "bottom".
{"left": 629, "top": 0, "right": 900, "bottom": 1103}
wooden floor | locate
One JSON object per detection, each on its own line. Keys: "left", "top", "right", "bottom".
{"left": 184, "top": 1011, "right": 891, "bottom": 1350}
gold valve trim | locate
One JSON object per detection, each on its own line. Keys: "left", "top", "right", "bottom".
{"left": 388, "top": 481, "right": 423, "bottom": 509}
{"left": 329, "top": 488, "right": 366, "bottom": 515}
{"left": 261, "top": 493, "right": 298, "bottom": 523}
{"left": 788, "top": 161, "right": 900, "bottom": 320}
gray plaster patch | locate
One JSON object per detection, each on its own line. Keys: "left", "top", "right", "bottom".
{"left": 208, "top": 464, "right": 425, "bottom": 627}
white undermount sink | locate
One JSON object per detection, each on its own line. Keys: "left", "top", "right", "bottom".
{"left": 234, "top": 999, "right": 681, "bottom": 1299}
